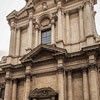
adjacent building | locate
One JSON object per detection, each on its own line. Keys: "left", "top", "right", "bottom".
{"left": 0, "top": 0, "right": 100, "bottom": 100}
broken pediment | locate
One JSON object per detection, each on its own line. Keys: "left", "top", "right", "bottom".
{"left": 20, "top": 45, "right": 67, "bottom": 64}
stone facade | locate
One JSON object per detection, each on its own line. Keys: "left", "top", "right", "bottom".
{"left": 0, "top": 0, "right": 100, "bottom": 100}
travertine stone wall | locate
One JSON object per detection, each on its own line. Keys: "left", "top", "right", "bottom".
{"left": 34, "top": 73, "right": 57, "bottom": 91}
{"left": 0, "top": 0, "right": 99, "bottom": 100}
{"left": 6, "top": 0, "right": 100, "bottom": 57}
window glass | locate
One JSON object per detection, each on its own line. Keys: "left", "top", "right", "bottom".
{"left": 41, "top": 29, "right": 51, "bottom": 45}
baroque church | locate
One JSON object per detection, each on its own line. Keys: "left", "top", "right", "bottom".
{"left": 0, "top": 0, "right": 100, "bottom": 100}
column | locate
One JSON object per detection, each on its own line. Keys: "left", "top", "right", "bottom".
{"left": 65, "top": 11, "right": 70, "bottom": 44}
{"left": 35, "top": 23, "right": 39, "bottom": 47}
{"left": 28, "top": 12, "right": 33, "bottom": 49}
{"left": 82, "top": 68, "right": 89, "bottom": 100}
{"left": 24, "top": 66, "right": 31, "bottom": 100}
{"left": 79, "top": 6, "right": 84, "bottom": 42}
{"left": 12, "top": 79, "right": 17, "bottom": 100}
{"left": 9, "top": 21, "right": 16, "bottom": 56}
{"left": 88, "top": 65, "right": 99, "bottom": 100}
{"left": 68, "top": 70, "right": 73, "bottom": 100}
{"left": 16, "top": 28, "right": 21, "bottom": 56}
{"left": 51, "top": 17, "right": 55, "bottom": 44}
{"left": 57, "top": 1, "right": 63, "bottom": 42}
{"left": 4, "top": 71, "right": 11, "bottom": 100}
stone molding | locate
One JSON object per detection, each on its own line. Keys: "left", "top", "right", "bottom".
{"left": 29, "top": 87, "right": 58, "bottom": 99}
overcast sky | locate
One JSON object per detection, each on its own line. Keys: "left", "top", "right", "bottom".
{"left": 0, "top": 0, "right": 100, "bottom": 59}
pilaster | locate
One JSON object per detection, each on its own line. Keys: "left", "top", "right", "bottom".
{"left": 16, "top": 27, "right": 21, "bottom": 56}
{"left": 57, "top": 58, "right": 64, "bottom": 100}
{"left": 51, "top": 16, "right": 56, "bottom": 44}
{"left": 27, "top": 11, "right": 33, "bottom": 50}
{"left": 64, "top": 11, "right": 70, "bottom": 45}
{"left": 78, "top": 6, "right": 85, "bottom": 48}
{"left": 88, "top": 53, "right": 99, "bottom": 100}
{"left": 35, "top": 23, "right": 40, "bottom": 47}
{"left": 67, "top": 70, "right": 73, "bottom": 100}
{"left": 24, "top": 66, "right": 31, "bottom": 100}
{"left": 12, "top": 79, "right": 17, "bottom": 100}
{"left": 56, "top": 1, "right": 63, "bottom": 47}
{"left": 88, "top": 64, "right": 99, "bottom": 100}
{"left": 82, "top": 68, "right": 89, "bottom": 100}
{"left": 84, "top": 0, "right": 95, "bottom": 46}
{"left": 9, "top": 20, "right": 16, "bottom": 56}
{"left": 4, "top": 69, "right": 12, "bottom": 100}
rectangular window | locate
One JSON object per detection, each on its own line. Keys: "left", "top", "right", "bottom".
{"left": 41, "top": 29, "right": 51, "bottom": 45}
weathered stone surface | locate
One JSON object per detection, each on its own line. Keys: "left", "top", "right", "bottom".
{"left": 0, "top": 0, "right": 99, "bottom": 100}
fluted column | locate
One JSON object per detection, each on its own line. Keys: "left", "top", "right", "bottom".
{"left": 24, "top": 66, "right": 31, "bottom": 100}
{"left": 57, "top": 1, "right": 63, "bottom": 42}
{"left": 68, "top": 70, "right": 73, "bottom": 100}
{"left": 28, "top": 12, "right": 33, "bottom": 49}
{"left": 82, "top": 68, "right": 89, "bottom": 100}
{"left": 88, "top": 65, "right": 99, "bottom": 100}
{"left": 35, "top": 23, "right": 39, "bottom": 47}
{"left": 16, "top": 28, "right": 21, "bottom": 56}
{"left": 12, "top": 79, "right": 17, "bottom": 100}
{"left": 9, "top": 21, "right": 16, "bottom": 56}
{"left": 51, "top": 17, "right": 55, "bottom": 44}
{"left": 65, "top": 11, "right": 70, "bottom": 44}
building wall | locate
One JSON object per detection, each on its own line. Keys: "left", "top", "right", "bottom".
{"left": 0, "top": 0, "right": 99, "bottom": 100}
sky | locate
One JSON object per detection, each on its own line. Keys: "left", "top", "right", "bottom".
{"left": 0, "top": 0, "right": 100, "bottom": 59}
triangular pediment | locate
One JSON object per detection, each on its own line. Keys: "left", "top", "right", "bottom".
{"left": 21, "top": 45, "right": 67, "bottom": 63}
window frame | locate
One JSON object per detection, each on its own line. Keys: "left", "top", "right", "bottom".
{"left": 41, "top": 28, "right": 51, "bottom": 45}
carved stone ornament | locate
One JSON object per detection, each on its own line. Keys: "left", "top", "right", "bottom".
{"left": 29, "top": 87, "right": 58, "bottom": 99}
{"left": 42, "top": 2, "right": 48, "bottom": 11}
{"left": 41, "top": 18, "right": 50, "bottom": 27}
